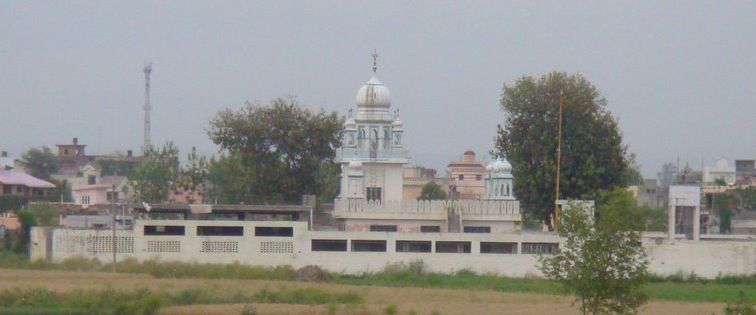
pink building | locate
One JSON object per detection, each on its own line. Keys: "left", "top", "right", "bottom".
{"left": 72, "top": 176, "right": 130, "bottom": 207}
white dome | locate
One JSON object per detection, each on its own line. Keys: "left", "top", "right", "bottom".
{"left": 356, "top": 75, "right": 391, "bottom": 107}
{"left": 487, "top": 158, "right": 512, "bottom": 173}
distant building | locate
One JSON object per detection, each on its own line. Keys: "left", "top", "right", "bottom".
{"left": 54, "top": 137, "right": 139, "bottom": 179}
{"left": 56, "top": 138, "right": 93, "bottom": 176}
{"left": 402, "top": 166, "right": 450, "bottom": 200}
{"left": 735, "top": 159, "right": 755, "bottom": 185}
{"left": 0, "top": 170, "right": 55, "bottom": 198}
{"left": 657, "top": 162, "right": 679, "bottom": 188}
{"left": 72, "top": 175, "right": 131, "bottom": 208}
{"left": 631, "top": 179, "right": 666, "bottom": 208}
{"left": 448, "top": 151, "right": 486, "bottom": 200}
{"left": 703, "top": 158, "right": 736, "bottom": 185}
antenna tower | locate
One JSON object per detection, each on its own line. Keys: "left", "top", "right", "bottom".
{"left": 143, "top": 62, "right": 152, "bottom": 151}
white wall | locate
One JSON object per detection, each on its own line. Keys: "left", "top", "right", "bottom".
{"left": 33, "top": 220, "right": 756, "bottom": 279}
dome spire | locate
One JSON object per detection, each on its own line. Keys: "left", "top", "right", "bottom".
{"left": 372, "top": 49, "right": 378, "bottom": 73}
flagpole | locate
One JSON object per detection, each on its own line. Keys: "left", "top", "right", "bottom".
{"left": 554, "top": 92, "right": 564, "bottom": 232}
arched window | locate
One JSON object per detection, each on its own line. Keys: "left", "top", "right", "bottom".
{"left": 506, "top": 184, "right": 510, "bottom": 196}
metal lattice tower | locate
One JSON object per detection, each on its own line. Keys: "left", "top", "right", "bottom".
{"left": 143, "top": 62, "right": 152, "bottom": 151}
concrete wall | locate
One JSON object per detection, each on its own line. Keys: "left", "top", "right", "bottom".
{"left": 33, "top": 220, "right": 756, "bottom": 279}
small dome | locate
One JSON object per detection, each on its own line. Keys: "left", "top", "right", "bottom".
{"left": 487, "top": 158, "right": 512, "bottom": 173}
{"left": 348, "top": 160, "right": 363, "bottom": 169}
{"left": 345, "top": 117, "right": 357, "bottom": 129}
{"left": 356, "top": 75, "right": 391, "bottom": 107}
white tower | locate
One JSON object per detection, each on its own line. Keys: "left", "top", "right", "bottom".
{"left": 143, "top": 62, "right": 152, "bottom": 151}
{"left": 485, "top": 158, "right": 515, "bottom": 200}
{"left": 336, "top": 52, "right": 409, "bottom": 202}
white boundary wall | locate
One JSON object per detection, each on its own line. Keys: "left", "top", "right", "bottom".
{"left": 31, "top": 220, "right": 755, "bottom": 279}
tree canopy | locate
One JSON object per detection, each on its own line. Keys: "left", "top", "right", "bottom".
{"left": 130, "top": 143, "right": 179, "bottom": 203}
{"left": 539, "top": 199, "right": 649, "bottom": 315}
{"left": 418, "top": 182, "right": 447, "bottom": 200}
{"left": 207, "top": 97, "right": 342, "bottom": 204}
{"left": 494, "top": 72, "right": 629, "bottom": 224}
{"left": 21, "top": 146, "right": 58, "bottom": 180}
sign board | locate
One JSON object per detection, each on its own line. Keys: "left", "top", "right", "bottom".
{"left": 668, "top": 185, "right": 700, "bottom": 207}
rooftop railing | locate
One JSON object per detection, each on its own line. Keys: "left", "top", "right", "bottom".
{"left": 334, "top": 199, "right": 520, "bottom": 216}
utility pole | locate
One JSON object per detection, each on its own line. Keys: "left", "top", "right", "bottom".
{"left": 143, "top": 62, "right": 152, "bottom": 152}
{"left": 111, "top": 184, "right": 117, "bottom": 273}
{"left": 554, "top": 92, "right": 564, "bottom": 232}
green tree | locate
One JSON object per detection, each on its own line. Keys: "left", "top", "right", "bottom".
{"left": 131, "top": 143, "right": 179, "bottom": 203}
{"left": 596, "top": 189, "right": 666, "bottom": 232}
{"left": 494, "top": 72, "right": 629, "bottom": 225}
{"left": 539, "top": 200, "right": 649, "bottom": 315}
{"left": 206, "top": 153, "right": 253, "bottom": 204}
{"left": 174, "top": 147, "right": 209, "bottom": 204}
{"left": 15, "top": 203, "right": 58, "bottom": 253}
{"left": 21, "top": 146, "right": 58, "bottom": 180}
{"left": 208, "top": 97, "right": 342, "bottom": 204}
{"left": 418, "top": 182, "right": 447, "bottom": 200}
{"left": 715, "top": 177, "right": 728, "bottom": 186}
{"left": 50, "top": 179, "right": 72, "bottom": 202}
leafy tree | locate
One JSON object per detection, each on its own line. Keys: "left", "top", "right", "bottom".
{"left": 21, "top": 146, "right": 58, "bottom": 179}
{"left": 494, "top": 72, "right": 629, "bottom": 226}
{"left": 174, "top": 147, "right": 209, "bottom": 204}
{"left": 418, "top": 182, "right": 447, "bottom": 200}
{"left": 15, "top": 203, "right": 58, "bottom": 253}
{"left": 715, "top": 177, "right": 728, "bottom": 186}
{"left": 206, "top": 153, "right": 252, "bottom": 204}
{"left": 50, "top": 179, "right": 72, "bottom": 202}
{"left": 207, "top": 97, "right": 342, "bottom": 204}
{"left": 596, "top": 189, "right": 666, "bottom": 232}
{"left": 131, "top": 143, "right": 179, "bottom": 203}
{"left": 539, "top": 200, "right": 649, "bottom": 315}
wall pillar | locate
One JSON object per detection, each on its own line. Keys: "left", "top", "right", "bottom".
{"left": 693, "top": 205, "right": 700, "bottom": 241}
{"left": 668, "top": 203, "right": 676, "bottom": 241}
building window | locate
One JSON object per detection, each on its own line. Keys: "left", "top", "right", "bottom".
{"left": 463, "top": 226, "right": 491, "bottom": 233}
{"left": 88, "top": 175, "right": 96, "bottom": 185}
{"left": 366, "top": 187, "right": 382, "bottom": 202}
{"left": 107, "top": 191, "right": 118, "bottom": 202}
{"left": 396, "top": 240, "right": 431, "bottom": 253}
{"left": 351, "top": 240, "right": 387, "bottom": 252}
{"left": 16, "top": 186, "right": 23, "bottom": 193}
{"left": 2, "top": 185, "right": 11, "bottom": 195}
{"left": 369, "top": 225, "right": 397, "bottom": 232}
{"left": 458, "top": 175, "right": 464, "bottom": 181}
{"left": 420, "top": 225, "right": 440, "bottom": 233}
{"left": 521, "top": 242, "right": 559, "bottom": 254}
{"left": 254, "top": 226, "right": 293, "bottom": 237}
{"left": 144, "top": 225, "right": 185, "bottom": 236}
{"left": 480, "top": 242, "right": 517, "bottom": 254}
{"left": 476, "top": 175, "right": 482, "bottom": 181}
{"left": 81, "top": 195, "right": 90, "bottom": 205}
{"left": 435, "top": 241, "right": 471, "bottom": 253}
{"left": 197, "top": 226, "right": 244, "bottom": 236}
{"left": 312, "top": 239, "right": 347, "bottom": 252}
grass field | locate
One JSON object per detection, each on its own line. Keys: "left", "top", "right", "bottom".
{"left": 0, "top": 268, "right": 737, "bottom": 315}
{"left": 0, "top": 254, "right": 752, "bottom": 314}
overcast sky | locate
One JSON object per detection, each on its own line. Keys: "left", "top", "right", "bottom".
{"left": 1, "top": 1, "right": 754, "bottom": 178}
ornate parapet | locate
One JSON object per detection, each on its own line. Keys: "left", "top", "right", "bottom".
{"left": 333, "top": 199, "right": 521, "bottom": 222}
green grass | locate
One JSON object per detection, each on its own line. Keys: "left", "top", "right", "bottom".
{"left": 0, "top": 253, "right": 752, "bottom": 304}
{"left": 0, "top": 286, "right": 363, "bottom": 315}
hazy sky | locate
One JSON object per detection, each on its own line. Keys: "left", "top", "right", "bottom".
{"left": 1, "top": 1, "right": 754, "bottom": 178}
